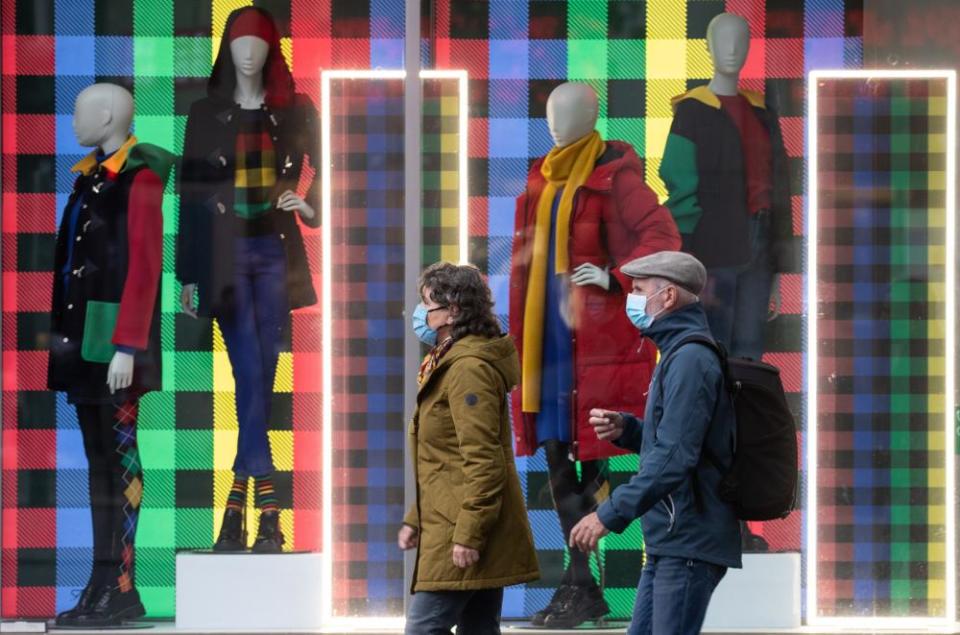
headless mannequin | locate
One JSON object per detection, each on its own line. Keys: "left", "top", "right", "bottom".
{"left": 72, "top": 84, "right": 137, "bottom": 394}
{"left": 706, "top": 14, "right": 776, "bottom": 551}
{"left": 180, "top": 35, "right": 315, "bottom": 316}
{"left": 539, "top": 82, "right": 609, "bottom": 592}
{"left": 549, "top": 84, "right": 611, "bottom": 292}
{"left": 706, "top": 13, "right": 781, "bottom": 315}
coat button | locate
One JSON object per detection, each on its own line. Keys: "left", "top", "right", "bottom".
{"left": 67, "top": 304, "right": 74, "bottom": 310}
{"left": 271, "top": 136, "right": 278, "bottom": 142}
{"left": 75, "top": 236, "right": 81, "bottom": 242}
{"left": 279, "top": 233, "right": 286, "bottom": 240}
{"left": 82, "top": 204, "right": 88, "bottom": 209}
{"left": 217, "top": 202, "right": 226, "bottom": 214}
{"left": 219, "top": 156, "right": 227, "bottom": 166}
{"left": 62, "top": 337, "right": 69, "bottom": 343}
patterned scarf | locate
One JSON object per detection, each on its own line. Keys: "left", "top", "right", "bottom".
{"left": 418, "top": 336, "right": 455, "bottom": 387}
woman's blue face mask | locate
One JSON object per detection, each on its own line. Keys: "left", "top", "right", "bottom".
{"left": 412, "top": 304, "right": 446, "bottom": 346}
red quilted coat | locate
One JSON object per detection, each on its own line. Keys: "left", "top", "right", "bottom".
{"left": 509, "top": 141, "right": 681, "bottom": 461}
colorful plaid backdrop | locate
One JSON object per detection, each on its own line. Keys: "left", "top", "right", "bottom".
{"left": 0, "top": 0, "right": 406, "bottom": 619}
{"left": 425, "top": 0, "right": 862, "bottom": 620}
{"left": 0, "top": 0, "right": 888, "bottom": 624}
{"left": 813, "top": 75, "right": 951, "bottom": 619}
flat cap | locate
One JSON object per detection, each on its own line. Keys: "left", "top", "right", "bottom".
{"left": 621, "top": 251, "right": 707, "bottom": 295}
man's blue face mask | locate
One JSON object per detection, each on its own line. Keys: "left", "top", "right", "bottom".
{"left": 625, "top": 286, "right": 668, "bottom": 331}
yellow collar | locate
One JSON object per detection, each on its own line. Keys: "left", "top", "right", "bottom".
{"left": 671, "top": 86, "right": 766, "bottom": 111}
{"left": 71, "top": 135, "right": 139, "bottom": 176}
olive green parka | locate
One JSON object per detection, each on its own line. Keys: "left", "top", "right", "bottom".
{"left": 404, "top": 334, "right": 540, "bottom": 592}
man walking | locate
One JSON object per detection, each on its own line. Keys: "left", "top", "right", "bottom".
{"left": 569, "top": 251, "right": 741, "bottom": 635}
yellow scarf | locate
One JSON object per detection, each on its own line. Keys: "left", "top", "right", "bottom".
{"left": 521, "top": 131, "right": 605, "bottom": 413}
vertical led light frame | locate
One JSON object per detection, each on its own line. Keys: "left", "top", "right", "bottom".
{"left": 806, "top": 69, "right": 957, "bottom": 628}
{"left": 320, "top": 69, "right": 468, "bottom": 628}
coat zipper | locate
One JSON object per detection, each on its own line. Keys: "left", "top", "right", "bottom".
{"left": 662, "top": 494, "right": 677, "bottom": 533}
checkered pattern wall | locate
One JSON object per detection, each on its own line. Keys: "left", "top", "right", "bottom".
{"left": 813, "top": 75, "right": 951, "bottom": 619}
{"left": 426, "top": 0, "right": 863, "bottom": 620}
{"left": 0, "top": 0, "right": 406, "bottom": 619}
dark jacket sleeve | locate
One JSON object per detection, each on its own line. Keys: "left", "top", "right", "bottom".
{"left": 296, "top": 94, "right": 321, "bottom": 229}
{"left": 608, "top": 167, "right": 682, "bottom": 292}
{"left": 660, "top": 101, "right": 703, "bottom": 238}
{"left": 113, "top": 169, "right": 163, "bottom": 350}
{"left": 612, "top": 413, "right": 643, "bottom": 454}
{"left": 767, "top": 106, "right": 795, "bottom": 272}
{"left": 176, "top": 102, "right": 203, "bottom": 285}
{"left": 597, "top": 349, "right": 722, "bottom": 533}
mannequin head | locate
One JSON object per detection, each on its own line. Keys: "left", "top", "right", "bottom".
{"left": 706, "top": 13, "right": 750, "bottom": 76}
{"left": 546, "top": 83, "right": 599, "bottom": 148}
{"left": 72, "top": 83, "right": 133, "bottom": 151}
{"left": 230, "top": 36, "right": 270, "bottom": 78}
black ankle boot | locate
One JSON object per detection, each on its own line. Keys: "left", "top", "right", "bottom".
{"left": 55, "top": 582, "right": 104, "bottom": 626}
{"left": 72, "top": 586, "right": 145, "bottom": 627}
{"left": 252, "top": 511, "right": 285, "bottom": 553}
{"left": 213, "top": 507, "right": 246, "bottom": 552}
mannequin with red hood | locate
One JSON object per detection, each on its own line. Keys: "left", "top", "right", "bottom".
{"left": 176, "top": 6, "right": 319, "bottom": 553}
{"left": 509, "top": 82, "right": 680, "bottom": 628}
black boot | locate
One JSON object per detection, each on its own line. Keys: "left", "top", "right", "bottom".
{"left": 530, "top": 584, "right": 574, "bottom": 626}
{"left": 252, "top": 511, "right": 285, "bottom": 553}
{"left": 72, "top": 586, "right": 145, "bottom": 627}
{"left": 55, "top": 582, "right": 104, "bottom": 626}
{"left": 214, "top": 508, "right": 247, "bottom": 552}
{"left": 543, "top": 584, "right": 609, "bottom": 628}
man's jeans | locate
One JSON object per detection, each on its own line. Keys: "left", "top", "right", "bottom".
{"left": 405, "top": 588, "right": 503, "bottom": 635}
{"left": 627, "top": 555, "right": 727, "bottom": 635}
{"left": 701, "top": 211, "right": 774, "bottom": 361}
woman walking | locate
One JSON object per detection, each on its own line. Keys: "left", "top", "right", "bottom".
{"left": 399, "top": 263, "right": 539, "bottom": 634}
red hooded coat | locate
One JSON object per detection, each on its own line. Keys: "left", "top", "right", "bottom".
{"left": 509, "top": 141, "right": 681, "bottom": 461}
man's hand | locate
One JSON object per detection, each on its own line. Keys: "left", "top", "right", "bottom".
{"left": 452, "top": 544, "right": 480, "bottom": 569}
{"left": 571, "top": 263, "right": 611, "bottom": 291}
{"left": 570, "top": 512, "right": 610, "bottom": 553}
{"left": 106, "top": 351, "right": 135, "bottom": 395}
{"left": 397, "top": 524, "right": 419, "bottom": 550}
{"left": 589, "top": 408, "right": 625, "bottom": 442}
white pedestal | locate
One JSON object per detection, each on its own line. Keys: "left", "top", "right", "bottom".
{"left": 175, "top": 551, "right": 323, "bottom": 631}
{"left": 702, "top": 553, "right": 801, "bottom": 631}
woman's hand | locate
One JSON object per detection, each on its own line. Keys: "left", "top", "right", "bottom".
{"left": 398, "top": 524, "right": 419, "bottom": 550}
{"left": 452, "top": 544, "right": 480, "bottom": 568}
{"left": 181, "top": 283, "right": 198, "bottom": 319}
{"left": 277, "top": 189, "right": 316, "bottom": 222}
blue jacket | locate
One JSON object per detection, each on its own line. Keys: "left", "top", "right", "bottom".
{"left": 596, "top": 303, "right": 742, "bottom": 568}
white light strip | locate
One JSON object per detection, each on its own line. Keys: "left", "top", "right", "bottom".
{"left": 806, "top": 69, "right": 958, "bottom": 628}
{"left": 320, "top": 69, "right": 469, "bottom": 628}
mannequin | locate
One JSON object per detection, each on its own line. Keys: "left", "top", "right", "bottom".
{"left": 48, "top": 83, "right": 172, "bottom": 626}
{"left": 509, "top": 82, "right": 680, "bottom": 628}
{"left": 177, "top": 6, "right": 320, "bottom": 554}
{"left": 660, "top": 13, "right": 793, "bottom": 551}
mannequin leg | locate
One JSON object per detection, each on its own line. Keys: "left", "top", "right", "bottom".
{"left": 218, "top": 238, "right": 274, "bottom": 481}
{"left": 544, "top": 440, "right": 595, "bottom": 586}
{"left": 108, "top": 400, "right": 142, "bottom": 592}
{"left": 729, "top": 212, "right": 774, "bottom": 361}
{"left": 76, "top": 405, "right": 113, "bottom": 588}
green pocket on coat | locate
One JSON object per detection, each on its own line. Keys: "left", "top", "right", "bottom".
{"left": 81, "top": 301, "right": 120, "bottom": 363}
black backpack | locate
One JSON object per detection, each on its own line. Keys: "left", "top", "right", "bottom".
{"left": 659, "top": 335, "right": 798, "bottom": 521}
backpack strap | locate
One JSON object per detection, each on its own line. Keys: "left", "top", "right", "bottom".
{"left": 656, "top": 334, "right": 730, "bottom": 512}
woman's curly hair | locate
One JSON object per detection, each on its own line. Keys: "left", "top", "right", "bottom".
{"left": 419, "top": 262, "right": 501, "bottom": 340}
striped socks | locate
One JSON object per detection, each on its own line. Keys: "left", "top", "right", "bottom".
{"left": 254, "top": 474, "right": 279, "bottom": 514}
{"left": 226, "top": 476, "right": 247, "bottom": 511}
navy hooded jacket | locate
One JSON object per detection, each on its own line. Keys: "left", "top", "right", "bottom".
{"left": 596, "top": 302, "right": 742, "bottom": 568}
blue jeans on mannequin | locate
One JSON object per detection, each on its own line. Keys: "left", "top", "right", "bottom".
{"left": 701, "top": 211, "right": 774, "bottom": 361}
{"left": 217, "top": 235, "right": 288, "bottom": 478}
{"left": 405, "top": 588, "right": 504, "bottom": 635}
{"left": 627, "top": 555, "right": 726, "bottom": 635}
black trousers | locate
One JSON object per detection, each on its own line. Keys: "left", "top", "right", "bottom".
{"left": 544, "top": 440, "right": 607, "bottom": 586}
{"left": 75, "top": 400, "right": 143, "bottom": 591}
